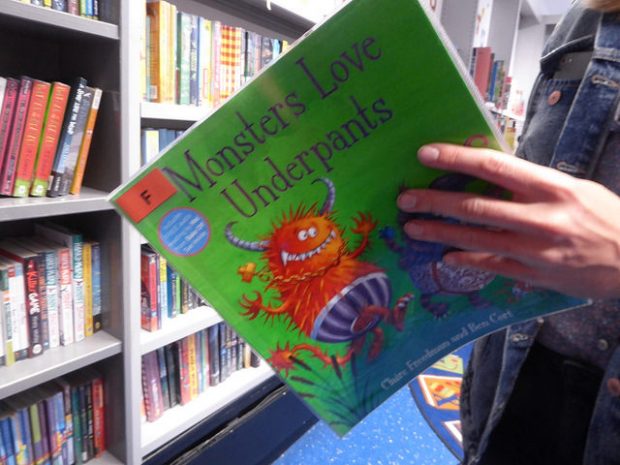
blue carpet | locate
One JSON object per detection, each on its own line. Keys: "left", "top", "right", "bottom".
{"left": 274, "top": 385, "right": 459, "bottom": 465}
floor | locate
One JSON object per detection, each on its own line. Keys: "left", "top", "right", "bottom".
{"left": 273, "top": 385, "right": 459, "bottom": 465}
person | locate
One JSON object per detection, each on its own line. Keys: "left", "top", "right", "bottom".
{"left": 397, "top": 1, "right": 620, "bottom": 464}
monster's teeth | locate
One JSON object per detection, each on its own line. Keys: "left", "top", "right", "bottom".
{"left": 281, "top": 251, "right": 289, "bottom": 266}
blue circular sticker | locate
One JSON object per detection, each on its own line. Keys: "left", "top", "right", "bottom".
{"left": 158, "top": 208, "right": 210, "bottom": 256}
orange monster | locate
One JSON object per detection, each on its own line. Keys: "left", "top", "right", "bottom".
{"left": 226, "top": 178, "right": 413, "bottom": 375}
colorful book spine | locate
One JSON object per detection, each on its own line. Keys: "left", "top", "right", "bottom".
{"left": 69, "top": 386, "right": 82, "bottom": 465}
{"left": 90, "top": 242, "right": 102, "bottom": 333}
{"left": 30, "top": 82, "right": 70, "bottom": 197}
{"left": 54, "top": 378, "right": 74, "bottom": 465}
{"left": 56, "top": 86, "right": 93, "bottom": 197}
{"left": 41, "top": 249, "right": 59, "bottom": 349}
{"left": 210, "top": 21, "right": 221, "bottom": 107}
{"left": 69, "top": 87, "right": 102, "bottom": 195}
{"left": 146, "top": 1, "right": 167, "bottom": 103}
{"left": 57, "top": 247, "right": 74, "bottom": 346}
{"left": 31, "top": 248, "right": 49, "bottom": 352}
{"left": 12, "top": 80, "right": 51, "bottom": 197}
{"left": 0, "top": 416, "right": 16, "bottom": 465}
{"left": 26, "top": 400, "right": 43, "bottom": 465}
{"left": 187, "top": 334, "right": 198, "bottom": 400}
{"left": 164, "top": 345, "right": 179, "bottom": 407}
{"left": 0, "top": 79, "right": 19, "bottom": 176}
{"left": 177, "top": 11, "right": 191, "bottom": 105}
{"left": 83, "top": 384, "right": 94, "bottom": 461}
{"left": 219, "top": 26, "right": 242, "bottom": 102}
{"left": 158, "top": 253, "right": 168, "bottom": 325}
{"left": 48, "top": 77, "right": 87, "bottom": 198}
{"left": 51, "top": 0, "right": 66, "bottom": 11}
{"left": 0, "top": 266, "right": 13, "bottom": 367}
{"left": 82, "top": 242, "right": 93, "bottom": 337}
{"left": 189, "top": 14, "right": 199, "bottom": 105}
{"left": 198, "top": 18, "right": 212, "bottom": 107}
{"left": 0, "top": 77, "right": 33, "bottom": 196}
{"left": 140, "top": 247, "right": 158, "bottom": 332}
{"left": 156, "top": 348, "right": 170, "bottom": 409}
{"left": 177, "top": 338, "right": 191, "bottom": 405}
{"left": 90, "top": 376, "right": 104, "bottom": 457}
{"left": 167, "top": 2, "right": 177, "bottom": 105}
{"left": 142, "top": 351, "right": 164, "bottom": 421}
{"left": 5, "top": 260, "right": 28, "bottom": 361}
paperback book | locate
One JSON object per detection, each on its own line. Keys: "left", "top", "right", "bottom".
{"left": 111, "top": 0, "right": 585, "bottom": 435}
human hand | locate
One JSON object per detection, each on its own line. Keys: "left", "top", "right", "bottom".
{"left": 396, "top": 144, "right": 620, "bottom": 299}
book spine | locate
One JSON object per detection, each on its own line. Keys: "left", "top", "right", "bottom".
{"left": 207, "top": 325, "right": 220, "bottom": 386}
{"left": 53, "top": 392, "right": 67, "bottom": 465}
{"left": 57, "top": 248, "right": 74, "bottom": 346}
{"left": 55, "top": 379, "right": 74, "bottom": 465}
{"left": 28, "top": 403, "right": 43, "bottom": 465}
{"left": 30, "top": 82, "right": 70, "bottom": 197}
{"left": 12, "top": 80, "right": 50, "bottom": 197}
{"left": 0, "top": 418, "right": 16, "bottom": 465}
{"left": 164, "top": 345, "right": 179, "bottom": 407}
{"left": 43, "top": 394, "right": 60, "bottom": 465}
{"left": 69, "top": 387, "right": 81, "bottom": 465}
{"left": 83, "top": 384, "right": 94, "bottom": 460}
{"left": 146, "top": 1, "right": 166, "bottom": 103}
{"left": 210, "top": 21, "right": 221, "bottom": 108}
{"left": 78, "top": 0, "right": 86, "bottom": 16}
{"left": 6, "top": 415, "right": 19, "bottom": 465}
{"left": 77, "top": 385, "right": 88, "bottom": 463}
{"left": 202, "top": 328, "right": 210, "bottom": 387}
{"left": 82, "top": 242, "right": 93, "bottom": 337}
{"left": 51, "top": 0, "right": 66, "bottom": 11}
{"left": 34, "top": 252, "right": 49, "bottom": 352}
{"left": 158, "top": 254, "right": 168, "bottom": 325}
{"left": 187, "top": 334, "right": 198, "bottom": 400}
{"left": 0, "top": 77, "right": 33, "bottom": 196}
{"left": 156, "top": 348, "right": 170, "bottom": 410}
{"left": 17, "top": 408, "right": 33, "bottom": 465}
{"left": 0, "top": 270, "right": 12, "bottom": 367}
{"left": 0, "top": 281, "right": 4, "bottom": 367}
{"left": 0, "top": 79, "right": 19, "bottom": 177}
{"left": 57, "top": 86, "right": 92, "bottom": 197}
{"left": 90, "top": 377, "right": 104, "bottom": 457}
{"left": 36, "top": 402, "right": 50, "bottom": 465}
{"left": 70, "top": 237, "right": 84, "bottom": 343}
{"left": 140, "top": 252, "right": 158, "bottom": 332}
{"left": 24, "top": 257, "right": 43, "bottom": 357}
{"left": 141, "top": 352, "right": 163, "bottom": 421}
{"left": 42, "top": 251, "right": 59, "bottom": 349}
{"left": 195, "top": 330, "right": 204, "bottom": 394}
{"left": 167, "top": 3, "right": 177, "bottom": 104}
{"left": 90, "top": 242, "right": 101, "bottom": 333}
{"left": 48, "top": 77, "right": 87, "bottom": 198}
{"left": 189, "top": 14, "right": 199, "bottom": 106}
{"left": 9, "top": 263, "right": 28, "bottom": 361}
{"left": 198, "top": 18, "right": 212, "bottom": 107}
{"left": 177, "top": 338, "right": 191, "bottom": 405}
{"left": 69, "top": 87, "right": 101, "bottom": 195}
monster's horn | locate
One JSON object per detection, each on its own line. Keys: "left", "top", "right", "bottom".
{"left": 313, "top": 178, "right": 336, "bottom": 215}
{"left": 225, "top": 222, "right": 269, "bottom": 252}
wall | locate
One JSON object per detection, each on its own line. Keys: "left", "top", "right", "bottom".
{"left": 509, "top": 19, "right": 547, "bottom": 107}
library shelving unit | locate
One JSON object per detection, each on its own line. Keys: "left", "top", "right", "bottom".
{"left": 0, "top": 1, "right": 127, "bottom": 464}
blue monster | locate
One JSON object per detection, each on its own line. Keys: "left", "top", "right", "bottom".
{"left": 380, "top": 173, "right": 495, "bottom": 318}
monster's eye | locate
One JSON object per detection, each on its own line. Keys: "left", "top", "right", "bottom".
{"left": 297, "top": 230, "right": 308, "bottom": 241}
{"left": 308, "top": 227, "right": 318, "bottom": 238}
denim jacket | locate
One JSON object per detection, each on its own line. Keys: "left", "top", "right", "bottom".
{"left": 460, "top": 7, "right": 620, "bottom": 465}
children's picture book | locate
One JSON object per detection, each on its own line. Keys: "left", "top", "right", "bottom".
{"left": 110, "top": 0, "right": 585, "bottom": 435}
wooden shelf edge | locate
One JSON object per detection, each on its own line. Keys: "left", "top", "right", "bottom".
{"left": 0, "top": 1, "right": 119, "bottom": 40}
{"left": 140, "top": 306, "right": 224, "bottom": 355}
{"left": 140, "top": 365, "right": 274, "bottom": 456}
{"left": 0, "top": 331, "right": 122, "bottom": 400}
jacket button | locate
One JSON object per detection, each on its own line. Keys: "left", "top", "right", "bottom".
{"left": 597, "top": 339, "right": 609, "bottom": 351}
{"left": 510, "top": 333, "right": 529, "bottom": 343}
{"left": 548, "top": 90, "right": 562, "bottom": 106}
{"left": 607, "top": 378, "right": 620, "bottom": 397}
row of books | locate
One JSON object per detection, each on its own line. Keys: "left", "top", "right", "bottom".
{"left": 0, "top": 76, "right": 101, "bottom": 198}
{"left": 469, "top": 46, "right": 511, "bottom": 110}
{"left": 141, "top": 323, "right": 261, "bottom": 422}
{"left": 143, "top": 0, "right": 287, "bottom": 108}
{"left": 0, "top": 368, "right": 105, "bottom": 465}
{"left": 0, "top": 224, "right": 102, "bottom": 367}
{"left": 141, "top": 245, "right": 208, "bottom": 333}
{"left": 18, "top": 0, "right": 103, "bottom": 20}
{"left": 140, "top": 128, "right": 183, "bottom": 166}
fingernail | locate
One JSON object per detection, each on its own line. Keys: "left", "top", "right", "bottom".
{"left": 405, "top": 222, "right": 424, "bottom": 237}
{"left": 397, "top": 193, "right": 417, "bottom": 210}
{"left": 418, "top": 145, "right": 440, "bottom": 163}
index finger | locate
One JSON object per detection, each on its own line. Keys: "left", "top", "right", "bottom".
{"left": 418, "top": 144, "right": 569, "bottom": 197}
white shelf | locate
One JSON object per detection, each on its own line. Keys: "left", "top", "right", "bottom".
{"left": 0, "top": 331, "right": 122, "bottom": 400}
{"left": 0, "top": 1, "right": 119, "bottom": 40}
{"left": 91, "top": 452, "right": 124, "bottom": 465}
{"left": 141, "top": 102, "right": 213, "bottom": 124}
{"left": 0, "top": 187, "right": 114, "bottom": 223}
{"left": 141, "top": 364, "right": 274, "bottom": 456}
{"left": 140, "top": 306, "right": 224, "bottom": 355}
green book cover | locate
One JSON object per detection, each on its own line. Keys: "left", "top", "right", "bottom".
{"left": 111, "top": 0, "right": 584, "bottom": 435}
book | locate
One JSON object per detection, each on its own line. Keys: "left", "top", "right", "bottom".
{"left": 0, "top": 79, "right": 20, "bottom": 180}
{"left": 0, "top": 263, "right": 14, "bottom": 367}
{"left": 48, "top": 77, "right": 87, "bottom": 198}
{"left": 55, "top": 86, "right": 93, "bottom": 196}
{"left": 0, "top": 241, "right": 45, "bottom": 358}
{"left": 110, "top": 0, "right": 585, "bottom": 435}
{"left": 0, "top": 258, "right": 29, "bottom": 362}
{"left": 141, "top": 351, "right": 164, "bottom": 421}
{"left": 12, "top": 80, "right": 51, "bottom": 197}
{"left": 176, "top": 11, "right": 192, "bottom": 105}
{"left": 69, "top": 87, "right": 102, "bottom": 195}
{"left": 0, "top": 77, "right": 33, "bottom": 196}
{"left": 82, "top": 242, "right": 93, "bottom": 337}
{"left": 35, "top": 223, "right": 83, "bottom": 343}
{"left": 30, "top": 82, "right": 71, "bottom": 197}
{"left": 89, "top": 242, "right": 102, "bottom": 333}
{"left": 472, "top": 46, "right": 493, "bottom": 99}
{"left": 140, "top": 245, "right": 159, "bottom": 332}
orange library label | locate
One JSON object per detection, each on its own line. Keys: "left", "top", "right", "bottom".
{"left": 115, "top": 169, "right": 177, "bottom": 223}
